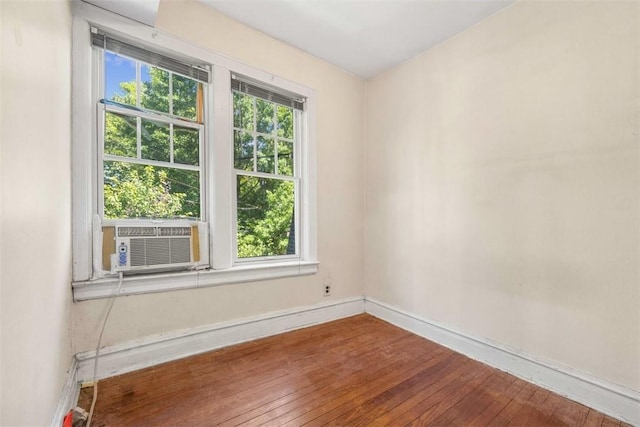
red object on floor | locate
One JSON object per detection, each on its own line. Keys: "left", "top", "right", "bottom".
{"left": 62, "top": 410, "right": 73, "bottom": 427}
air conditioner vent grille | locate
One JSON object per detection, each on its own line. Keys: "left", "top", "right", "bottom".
{"left": 158, "top": 227, "right": 192, "bottom": 237}
{"left": 118, "top": 227, "right": 157, "bottom": 237}
{"left": 130, "top": 237, "right": 192, "bottom": 266}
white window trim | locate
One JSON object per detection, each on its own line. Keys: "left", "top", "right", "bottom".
{"left": 72, "top": 261, "right": 319, "bottom": 301}
{"left": 71, "top": 2, "right": 317, "bottom": 300}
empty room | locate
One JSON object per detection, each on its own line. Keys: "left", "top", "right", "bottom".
{"left": 1, "top": 0, "right": 638, "bottom": 425}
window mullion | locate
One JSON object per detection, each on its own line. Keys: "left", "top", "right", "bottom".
{"left": 210, "top": 65, "right": 233, "bottom": 270}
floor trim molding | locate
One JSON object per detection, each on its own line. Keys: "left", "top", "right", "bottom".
{"left": 365, "top": 297, "right": 640, "bottom": 426}
{"left": 76, "top": 297, "right": 365, "bottom": 383}
{"left": 50, "top": 357, "right": 80, "bottom": 427}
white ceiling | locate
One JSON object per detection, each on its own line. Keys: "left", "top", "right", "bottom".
{"left": 198, "top": 0, "right": 516, "bottom": 78}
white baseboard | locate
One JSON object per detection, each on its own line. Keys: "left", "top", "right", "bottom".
{"left": 50, "top": 357, "right": 80, "bottom": 427}
{"left": 76, "top": 297, "right": 364, "bottom": 382}
{"left": 365, "top": 297, "right": 640, "bottom": 426}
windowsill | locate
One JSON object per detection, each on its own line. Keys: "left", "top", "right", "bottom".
{"left": 72, "top": 260, "right": 319, "bottom": 301}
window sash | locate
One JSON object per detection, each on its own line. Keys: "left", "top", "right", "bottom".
{"left": 231, "top": 91, "right": 302, "bottom": 262}
{"left": 97, "top": 72, "right": 206, "bottom": 221}
{"left": 98, "top": 111, "right": 205, "bottom": 220}
{"left": 234, "top": 170, "right": 300, "bottom": 262}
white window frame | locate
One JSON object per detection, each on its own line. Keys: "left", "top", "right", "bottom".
{"left": 71, "top": 2, "right": 318, "bottom": 301}
{"left": 231, "top": 85, "right": 303, "bottom": 263}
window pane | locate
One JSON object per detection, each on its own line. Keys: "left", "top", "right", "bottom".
{"left": 173, "top": 75, "right": 197, "bottom": 120}
{"left": 234, "top": 130, "right": 254, "bottom": 171}
{"left": 277, "top": 140, "right": 294, "bottom": 176}
{"left": 233, "top": 92, "right": 254, "bottom": 131}
{"left": 174, "top": 126, "right": 199, "bottom": 166}
{"left": 257, "top": 136, "right": 275, "bottom": 174}
{"left": 256, "top": 99, "right": 274, "bottom": 134}
{"left": 236, "top": 175, "right": 295, "bottom": 258}
{"left": 105, "top": 52, "right": 137, "bottom": 106}
{"left": 104, "top": 161, "right": 200, "bottom": 219}
{"left": 141, "top": 119, "right": 170, "bottom": 162}
{"left": 104, "top": 112, "right": 137, "bottom": 158}
{"left": 141, "top": 65, "right": 170, "bottom": 114}
{"left": 277, "top": 105, "right": 293, "bottom": 139}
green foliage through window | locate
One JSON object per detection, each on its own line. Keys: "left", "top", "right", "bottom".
{"left": 237, "top": 176, "right": 295, "bottom": 258}
{"left": 102, "top": 51, "right": 201, "bottom": 220}
{"left": 101, "top": 50, "right": 301, "bottom": 259}
{"left": 233, "top": 91, "right": 297, "bottom": 258}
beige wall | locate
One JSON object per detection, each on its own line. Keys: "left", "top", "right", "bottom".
{"left": 72, "top": 0, "right": 366, "bottom": 353}
{"left": 365, "top": 0, "right": 639, "bottom": 391}
{"left": 0, "top": 0, "right": 73, "bottom": 425}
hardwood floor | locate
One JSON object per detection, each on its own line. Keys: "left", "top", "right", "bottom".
{"left": 77, "top": 314, "right": 628, "bottom": 426}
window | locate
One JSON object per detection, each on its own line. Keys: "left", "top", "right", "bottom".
{"left": 232, "top": 77, "right": 303, "bottom": 260}
{"left": 93, "top": 33, "right": 207, "bottom": 221}
{"left": 71, "top": 8, "right": 317, "bottom": 300}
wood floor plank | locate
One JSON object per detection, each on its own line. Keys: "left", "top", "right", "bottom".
{"left": 583, "top": 408, "right": 605, "bottom": 427}
{"left": 332, "top": 352, "right": 466, "bottom": 425}
{"left": 426, "top": 370, "right": 517, "bottom": 426}
{"left": 137, "top": 319, "right": 390, "bottom": 424}
{"left": 368, "top": 357, "right": 478, "bottom": 426}
{"left": 487, "top": 382, "right": 539, "bottom": 426}
{"left": 314, "top": 353, "right": 463, "bottom": 426}
{"left": 466, "top": 376, "right": 529, "bottom": 426}
{"left": 117, "top": 317, "right": 425, "bottom": 426}
{"left": 520, "top": 389, "right": 567, "bottom": 426}
{"left": 505, "top": 387, "right": 551, "bottom": 426}
{"left": 403, "top": 364, "right": 495, "bottom": 426}
{"left": 601, "top": 415, "right": 623, "bottom": 427}
{"left": 78, "top": 314, "right": 627, "bottom": 427}
{"left": 206, "top": 332, "right": 423, "bottom": 426}
{"left": 548, "top": 394, "right": 591, "bottom": 427}
{"left": 270, "top": 340, "right": 452, "bottom": 426}
{"left": 216, "top": 332, "right": 422, "bottom": 426}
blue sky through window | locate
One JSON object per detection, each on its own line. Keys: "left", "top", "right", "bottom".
{"left": 105, "top": 51, "right": 151, "bottom": 101}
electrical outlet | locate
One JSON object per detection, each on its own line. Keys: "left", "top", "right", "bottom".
{"left": 323, "top": 284, "right": 331, "bottom": 296}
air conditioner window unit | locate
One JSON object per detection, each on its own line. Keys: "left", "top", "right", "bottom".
{"left": 100, "top": 220, "right": 209, "bottom": 275}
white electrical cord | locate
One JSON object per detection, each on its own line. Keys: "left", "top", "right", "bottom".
{"left": 87, "top": 272, "right": 124, "bottom": 427}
